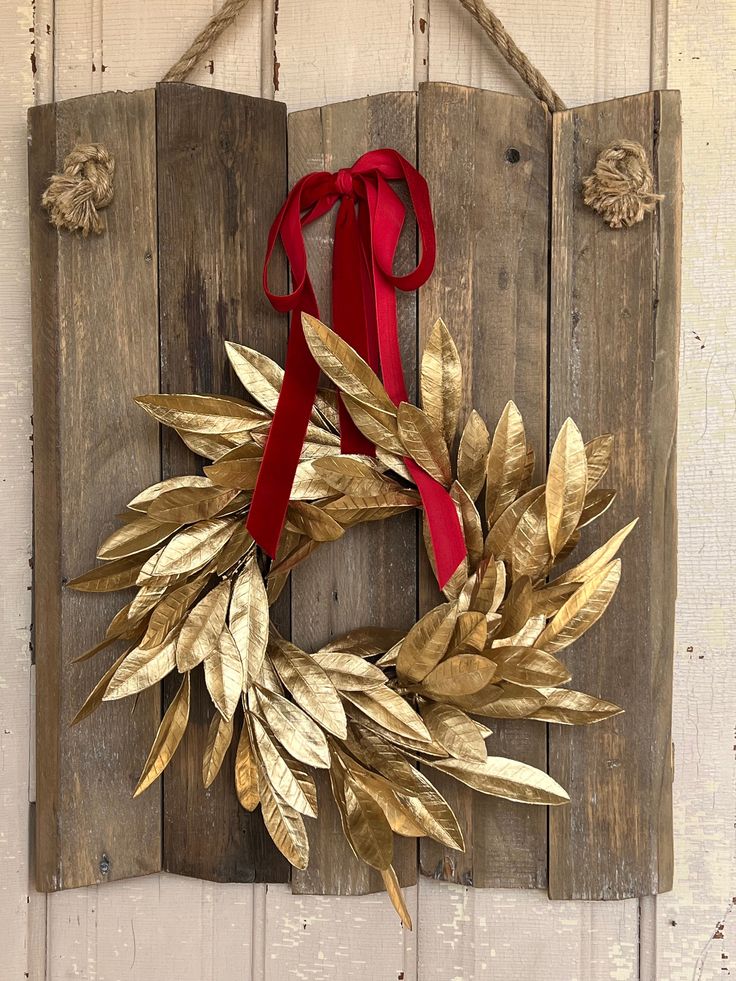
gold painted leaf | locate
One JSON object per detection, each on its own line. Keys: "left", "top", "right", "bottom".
{"left": 127, "top": 475, "right": 212, "bottom": 512}
{"left": 269, "top": 634, "right": 347, "bottom": 738}
{"left": 578, "top": 488, "right": 617, "bottom": 528}
{"left": 376, "top": 448, "right": 412, "bottom": 481}
{"left": 139, "top": 576, "right": 206, "bottom": 650}
{"left": 257, "top": 765, "right": 309, "bottom": 869}
{"left": 492, "top": 646, "right": 571, "bottom": 687}
{"left": 419, "top": 702, "right": 487, "bottom": 762}
{"left": 457, "top": 410, "right": 491, "bottom": 501}
{"left": 397, "top": 401, "right": 452, "bottom": 487}
{"left": 250, "top": 715, "right": 315, "bottom": 816}
{"left": 289, "top": 459, "right": 341, "bottom": 499}
{"left": 97, "top": 514, "right": 181, "bottom": 561}
{"left": 530, "top": 581, "right": 580, "bottom": 618}
{"left": 148, "top": 484, "right": 239, "bottom": 524}
{"left": 420, "top": 318, "right": 462, "bottom": 445}
{"left": 484, "top": 485, "right": 545, "bottom": 560}
{"left": 128, "top": 580, "right": 173, "bottom": 621}
{"left": 536, "top": 559, "right": 622, "bottom": 654}
{"left": 302, "top": 313, "right": 396, "bottom": 415}
{"left": 496, "top": 612, "right": 545, "bottom": 649}
{"left": 268, "top": 536, "right": 321, "bottom": 578}
{"left": 134, "top": 672, "right": 190, "bottom": 796}
{"left": 215, "top": 521, "right": 254, "bottom": 576}
{"left": 343, "top": 394, "right": 404, "bottom": 455}
{"left": 485, "top": 401, "right": 527, "bottom": 524}
{"left": 342, "top": 772, "right": 393, "bottom": 871}
{"left": 449, "top": 611, "right": 488, "bottom": 655}
{"left": 71, "top": 651, "right": 129, "bottom": 725}
{"left": 319, "top": 627, "right": 404, "bottom": 659}
{"left": 68, "top": 553, "right": 149, "bottom": 592}
{"left": 204, "top": 626, "right": 243, "bottom": 721}
{"left": 546, "top": 419, "right": 588, "bottom": 556}
{"left": 312, "top": 455, "right": 396, "bottom": 496}
{"left": 430, "top": 755, "right": 569, "bottom": 805}
{"left": 396, "top": 602, "right": 458, "bottom": 684}
{"left": 136, "top": 393, "right": 267, "bottom": 435}
{"left": 175, "top": 429, "right": 234, "bottom": 461}
{"left": 203, "top": 445, "right": 264, "bottom": 490}
{"left": 342, "top": 688, "right": 431, "bottom": 743}
{"left": 202, "top": 712, "right": 234, "bottom": 788}
{"left": 554, "top": 518, "right": 638, "bottom": 586}
{"left": 450, "top": 482, "right": 484, "bottom": 569}
{"left": 585, "top": 434, "right": 615, "bottom": 491}
{"left": 229, "top": 557, "right": 269, "bottom": 688}
{"left": 323, "top": 491, "right": 419, "bottom": 525}
{"left": 285, "top": 501, "right": 345, "bottom": 542}
{"left": 225, "top": 340, "right": 287, "bottom": 416}
{"left": 176, "top": 580, "right": 231, "bottom": 672}
{"left": 311, "top": 651, "right": 385, "bottom": 690}
{"left": 509, "top": 493, "right": 551, "bottom": 581}
{"left": 347, "top": 769, "right": 427, "bottom": 837}
{"left": 393, "top": 775, "right": 464, "bottom": 851}
{"left": 253, "top": 686, "right": 330, "bottom": 768}
{"left": 530, "top": 689, "right": 623, "bottom": 725}
{"left": 470, "top": 558, "right": 506, "bottom": 616}
{"left": 472, "top": 682, "right": 546, "bottom": 718}
{"left": 381, "top": 866, "right": 413, "bottom": 930}
{"left": 494, "top": 576, "right": 533, "bottom": 640}
{"left": 103, "top": 635, "right": 177, "bottom": 700}
{"left": 421, "top": 654, "right": 499, "bottom": 698}
{"left": 235, "top": 717, "right": 260, "bottom": 810}
{"left": 139, "top": 518, "right": 235, "bottom": 581}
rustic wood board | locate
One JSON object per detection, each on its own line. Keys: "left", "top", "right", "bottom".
{"left": 287, "top": 91, "right": 419, "bottom": 895}
{"left": 417, "top": 81, "right": 551, "bottom": 889}
{"left": 548, "top": 90, "right": 681, "bottom": 900}
{"left": 29, "top": 90, "right": 162, "bottom": 890}
{"left": 156, "top": 81, "right": 289, "bottom": 883}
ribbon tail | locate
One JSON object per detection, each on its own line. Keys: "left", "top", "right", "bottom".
{"left": 408, "top": 462, "right": 467, "bottom": 590}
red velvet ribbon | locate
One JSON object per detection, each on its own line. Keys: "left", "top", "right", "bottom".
{"left": 247, "top": 149, "right": 466, "bottom": 589}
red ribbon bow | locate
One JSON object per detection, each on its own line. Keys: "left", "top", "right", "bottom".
{"left": 247, "top": 148, "right": 466, "bottom": 589}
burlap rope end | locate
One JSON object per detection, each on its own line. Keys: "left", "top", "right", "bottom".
{"left": 42, "top": 143, "right": 115, "bottom": 236}
{"left": 582, "top": 140, "right": 664, "bottom": 229}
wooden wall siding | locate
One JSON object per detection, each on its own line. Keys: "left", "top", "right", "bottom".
{"left": 29, "top": 90, "right": 162, "bottom": 890}
{"left": 549, "top": 91, "right": 681, "bottom": 900}
{"left": 156, "top": 81, "right": 289, "bottom": 882}
{"left": 417, "top": 81, "right": 551, "bottom": 889}
{"left": 287, "top": 92, "right": 420, "bottom": 895}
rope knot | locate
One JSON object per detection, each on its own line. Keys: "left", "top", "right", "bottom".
{"left": 42, "top": 143, "right": 115, "bottom": 237}
{"left": 582, "top": 140, "right": 663, "bottom": 229}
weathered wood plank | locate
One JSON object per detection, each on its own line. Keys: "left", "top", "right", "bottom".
{"left": 29, "top": 90, "right": 162, "bottom": 890}
{"left": 156, "top": 81, "right": 289, "bottom": 883}
{"left": 288, "top": 92, "right": 419, "bottom": 895}
{"left": 417, "top": 81, "right": 551, "bottom": 889}
{"left": 548, "top": 90, "right": 681, "bottom": 899}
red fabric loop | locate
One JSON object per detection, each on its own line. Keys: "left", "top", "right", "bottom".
{"left": 247, "top": 149, "right": 466, "bottom": 589}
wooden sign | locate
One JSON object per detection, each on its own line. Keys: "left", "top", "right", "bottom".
{"left": 29, "top": 81, "right": 680, "bottom": 898}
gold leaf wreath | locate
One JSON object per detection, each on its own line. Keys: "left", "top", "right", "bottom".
{"left": 71, "top": 315, "right": 635, "bottom": 926}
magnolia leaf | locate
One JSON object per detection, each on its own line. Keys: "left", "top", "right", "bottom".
{"left": 471, "top": 682, "right": 546, "bottom": 718}
{"left": 175, "top": 429, "right": 234, "bottom": 461}
{"left": 494, "top": 576, "right": 533, "bottom": 640}
{"left": 376, "top": 448, "right": 412, "bottom": 481}
{"left": 215, "top": 522, "right": 254, "bottom": 576}
{"left": 546, "top": 419, "right": 588, "bottom": 556}
{"left": 342, "top": 772, "right": 393, "bottom": 871}
{"left": 136, "top": 393, "right": 267, "bottom": 435}
{"left": 177, "top": 580, "right": 231, "bottom": 672}
{"left": 311, "top": 651, "right": 386, "bottom": 690}
{"left": 579, "top": 488, "right": 617, "bottom": 528}
{"left": 225, "top": 340, "right": 286, "bottom": 416}
{"left": 536, "top": 559, "right": 622, "bottom": 654}
{"left": 449, "top": 611, "right": 488, "bottom": 655}
{"left": 202, "top": 712, "right": 234, "bottom": 788}
{"left": 319, "top": 627, "right": 404, "bottom": 659}
{"left": 348, "top": 769, "right": 427, "bottom": 836}
{"left": 302, "top": 314, "right": 396, "bottom": 415}
{"left": 484, "top": 485, "right": 545, "bottom": 560}
{"left": 343, "top": 687, "right": 431, "bottom": 743}
{"left": 381, "top": 866, "right": 412, "bottom": 930}
{"left": 419, "top": 702, "right": 487, "bottom": 762}
{"left": 312, "top": 455, "right": 397, "bottom": 496}
{"left": 68, "top": 553, "right": 148, "bottom": 592}
{"left": 530, "top": 689, "right": 624, "bottom": 725}
{"left": 420, "top": 318, "right": 462, "bottom": 445}
{"left": 71, "top": 651, "right": 128, "bottom": 725}
{"left": 270, "top": 635, "right": 347, "bottom": 738}
{"left": 97, "top": 514, "right": 181, "bottom": 561}
{"left": 253, "top": 686, "right": 330, "bottom": 768}
{"left": 397, "top": 401, "right": 452, "bottom": 487}
{"left": 342, "top": 394, "right": 404, "bottom": 455}
{"left": 250, "top": 716, "right": 315, "bottom": 816}
{"left": 139, "top": 518, "right": 234, "bottom": 581}
{"left": 204, "top": 626, "right": 243, "bottom": 721}
{"left": 470, "top": 558, "right": 506, "bottom": 616}
{"left": 554, "top": 518, "right": 638, "bottom": 586}
{"left": 269, "top": 537, "right": 321, "bottom": 578}
{"left": 235, "top": 717, "right": 260, "bottom": 810}
{"left": 485, "top": 401, "right": 527, "bottom": 524}
{"left": 103, "top": 635, "right": 177, "bottom": 700}
{"left": 496, "top": 612, "right": 545, "bottom": 649}
{"left": 139, "top": 577, "right": 206, "bottom": 650}
{"left": 450, "top": 482, "right": 484, "bottom": 570}
{"left": 204, "top": 445, "right": 264, "bottom": 490}
{"left": 133, "top": 672, "right": 190, "bottom": 796}
{"left": 396, "top": 602, "right": 458, "bottom": 684}
{"left": 324, "top": 491, "right": 419, "bottom": 525}
{"left": 530, "top": 581, "right": 580, "bottom": 618}
{"left": 509, "top": 492, "right": 551, "bottom": 581}
{"left": 289, "top": 459, "right": 342, "bottom": 499}
{"left": 492, "top": 646, "right": 571, "bottom": 687}
{"left": 229, "top": 557, "right": 269, "bottom": 688}
{"left": 431, "top": 755, "right": 569, "bottom": 805}
{"left": 128, "top": 475, "right": 213, "bottom": 511}
{"left": 457, "top": 410, "right": 491, "bottom": 501}
{"left": 148, "top": 484, "right": 239, "bottom": 524}
{"left": 257, "top": 766, "right": 309, "bottom": 869}
{"left": 584, "top": 434, "right": 615, "bottom": 491}
{"left": 393, "top": 774, "right": 465, "bottom": 851}
{"left": 286, "top": 501, "right": 345, "bottom": 542}
{"left": 421, "top": 654, "right": 499, "bottom": 698}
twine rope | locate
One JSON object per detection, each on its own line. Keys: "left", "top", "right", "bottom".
{"left": 163, "top": 0, "right": 251, "bottom": 83}
{"left": 582, "top": 140, "right": 664, "bottom": 228}
{"left": 41, "top": 143, "right": 115, "bottom": 236}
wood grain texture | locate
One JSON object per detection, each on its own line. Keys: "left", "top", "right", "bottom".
{"left": 417, "top": 81, "right": 551, "bottom": 889}
{"left": 548, "top": 90, "right": 681, "bottom": 900}
{"left": 29, "top": 90, "right": 162, "bottom": 890}
{"left": 156, "top": 81, "right": 289, "bottom": 883}
{"left": 287, "top": 92, "right": 419, "bottom": 895}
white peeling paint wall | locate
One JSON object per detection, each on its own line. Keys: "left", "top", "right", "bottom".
{"left": 0, "top": 1, "right": 733, "bottom": 978}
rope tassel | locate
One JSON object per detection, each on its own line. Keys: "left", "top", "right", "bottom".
{"left": 42, "top": 143, "right": 115, "bottom": 237}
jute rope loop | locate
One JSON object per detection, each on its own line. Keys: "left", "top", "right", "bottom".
{"left": 42, "top": 143, "right": 115, "bottom": 236}
{"left": 582, "top": 140, "right": 664, "bottom": 228}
